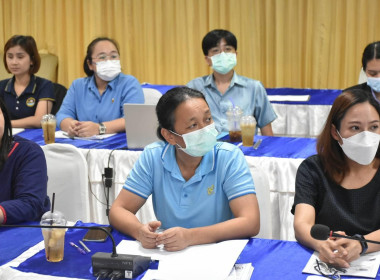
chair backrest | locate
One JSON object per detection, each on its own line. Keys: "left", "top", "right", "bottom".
{"left": 358, "top": 67, "right": 367, "bottom": 84}
{"left": 51, "top": 83, "right": 67, "bottom": 115}
{"left": 142, "top": 88, "right": 163, "bottom": 105}
{"left": 250, "top": 164, "right": 272, "bottom": 239}
{"left": 42, "top": 143, "right": 90, "bottom": 222}
{"left": 0, "top": 52, "right": 58, "bottom": 82}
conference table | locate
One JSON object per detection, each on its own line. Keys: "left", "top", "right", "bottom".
{"left": 17, "top": 128, "right": 317, "bottom": 241}
{"left": 3, "top": 222, "right": 380, "bottom": 280}
{"left": 0, "top": 221, "right": 317, "bottom": 280}
{"left": 142, "top": 84, "right": 342, "bottom": 137}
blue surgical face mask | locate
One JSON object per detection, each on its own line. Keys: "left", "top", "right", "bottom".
{"left": 170, "top": 123, "right": 218, "bottom": 157}
{"left": 367, "top": 77, "right": 380, "bottom": 93}
{"left": 210, "top": 52, "right": 237, "bottom": 75}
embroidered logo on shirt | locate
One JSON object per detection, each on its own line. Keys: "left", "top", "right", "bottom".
{"left": 26, "top": 97, "right": 36, "bottom": 107}
{"left": 112, "top": 98, "right": 115, "bottom": 103}
{"left": 207, "top": 184, "right": 215, "bottom": 195}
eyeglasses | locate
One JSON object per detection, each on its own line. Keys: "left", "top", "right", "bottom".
{"left": 208, "top": 45, "right": 236, "bottom": 55}
{"left": 314, "top": 260, "right": 346, "bottom": 280}
{"left": 92, "top": 53, "right": 120, "bottom": 61}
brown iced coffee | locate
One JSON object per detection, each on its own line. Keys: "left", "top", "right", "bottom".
{"left": 41, "top": 114, "right": 56, "bottom": 144}
{"left": 226, "top": 106, "right": 243, "bottom": 142}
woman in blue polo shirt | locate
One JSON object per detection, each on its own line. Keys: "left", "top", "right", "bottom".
{"left": 0, "top": 35, "right": 55, "bottom": 128}
{"left": 56, "top": 37, "right": 144, "bottom": 137}
{"left": 110, "top": 87, "right": 260, "bottom": 252}
{"left": 0, "top": 98, "right": 50, "bottom": 224}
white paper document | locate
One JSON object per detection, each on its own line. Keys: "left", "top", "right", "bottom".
{"left": 117, "top": 239, "right": 248, "bottom": 280}
{"left": 268, "top": 95, "right": 310, "bottom": 102}
{"left": 303, "top": 251, "right": 380, "bottom": 278}
{"left": 55, "top": 130, "right": 116, "bottom": 140}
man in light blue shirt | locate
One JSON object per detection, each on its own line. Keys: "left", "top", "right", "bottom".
{"left": 57, "top": 37, "right": 144, "bottom": 137}
{"left": 187, "top": 29, "right": 277, "bottom": 135}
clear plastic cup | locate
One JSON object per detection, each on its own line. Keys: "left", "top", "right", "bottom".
{"left": 40, "top": 211, "right": 67, "bottom": 262}
{"left": 226, "top": 106, "right": 243, "bottom": 142}
{"left": 41, "top": 114, "right": 56, "bottom": 144}
{"left": 240, "top": 116, "right": 256, "bottom": 147}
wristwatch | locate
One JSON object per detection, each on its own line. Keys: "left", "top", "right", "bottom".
{"left": 354, "top": 234, "right": 368, "bottom": 255}
{"left": 99, "top": 123, "right": 106, "bottom": 135}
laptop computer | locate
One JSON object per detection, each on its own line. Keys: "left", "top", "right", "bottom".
{"left": 123, "top": 103, "right": 160, "bottom": 149}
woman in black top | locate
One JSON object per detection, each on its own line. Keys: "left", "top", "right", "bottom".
{"left": 292, "top": 89, "right": 380, "bottom": 268}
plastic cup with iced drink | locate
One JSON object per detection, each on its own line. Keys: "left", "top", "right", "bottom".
{"left": 41, "top": 114, "right": 56, "bottom": 144}
{"left": 226, "top": 106, "right": 243, "bottom": 142}
{"left": 40, "top": 210, "right": 66, "bottom": 262}
{"left": 240, "top": 116, "right": 256, "bottom": 147}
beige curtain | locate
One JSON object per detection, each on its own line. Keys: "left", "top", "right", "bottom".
{"left": 0, "top": 0, "right": 379, "bottom": 89}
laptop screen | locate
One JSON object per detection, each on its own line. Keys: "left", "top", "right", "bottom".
{"left": 123, "top": 103, "right": 160, "bottom": 149}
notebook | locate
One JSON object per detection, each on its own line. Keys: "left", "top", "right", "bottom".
{"left": 123, "top": 103, "right": 160, "bottom": 149}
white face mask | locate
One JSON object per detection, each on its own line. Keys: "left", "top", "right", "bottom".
{"left": 337, "top": 130, "right": 380, "bottom": 165}
{"left": 170, "top": 123, "right": 218, "bottom": 157}
{"left": 95, "top": 60, "right": 121, "bottom": 81}
{"left": 367, "top": 77, "right": 380, "bottom": 93}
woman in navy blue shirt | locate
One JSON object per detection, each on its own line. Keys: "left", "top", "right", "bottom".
{"left": 0, "top": 35, "right": 55, "bottom": 128}
{"left": 0, "top": 98, "right": 50, "bottom": 224}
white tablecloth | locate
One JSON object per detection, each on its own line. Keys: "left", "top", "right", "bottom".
{"left": 271, "top": 103, "right": 331, "bottom": 137}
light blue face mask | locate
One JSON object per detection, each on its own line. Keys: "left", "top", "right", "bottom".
{"left": 170, "top": 123, "right": 218, "bottom": 157}
{"left": 210, "top": 52, "right": 237, "bottom": 75}
{"left": 367, "top": 77, "right": 380, "bottom": 93}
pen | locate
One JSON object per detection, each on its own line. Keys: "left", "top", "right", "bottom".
{"left": 70, "top": 242, "right": 87, "bottom": 255}
{"left": 79, "top": 240, "right": 91, "bottom": 253}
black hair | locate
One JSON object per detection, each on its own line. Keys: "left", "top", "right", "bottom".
{"left": 3, "top": 35, "right": 41, "bottom": 74}
{"left": 317, "top": 88, "right": 380, "bottom": 184}
{"left": 362, "top": 41, "right": 380, "bottom": 71}
{"left": 201, "top": 29, "right": 237, "bottom": 56}
{"left": 156, "top": 87, "right": 207, "bottom": 141}
{"left": 83, "top": 37, "right": 120, "bottom": 76}
{"left": 334, "top": 88, "right": 380, "bottom": 131}
{"left": 0, "top": 97, "right": 13, "bottom": 170}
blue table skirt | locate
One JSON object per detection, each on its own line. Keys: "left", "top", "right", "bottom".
{"left": 221, "top": 135, "right": 317, "bottom": 159}
{"left": 141, "top": 83, "right": 342, "bottom": 106}
{"left": 266, "top": 87, "right": 341, "bottom": 105}
{"left": 18, "top": 129, "right": 317, "bottom": 159}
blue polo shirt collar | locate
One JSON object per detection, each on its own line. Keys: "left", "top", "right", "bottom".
{"left": 4, "top": 75, "right": 37, "bottom": 96}
{"left": 205, "top": 72, "right": 247, "bottom": 90}
{"left": 88, "top": 74, "right": 120, "bottom": 95}
{"left": 160, "top": 142, "right": 216, "bottom": 182}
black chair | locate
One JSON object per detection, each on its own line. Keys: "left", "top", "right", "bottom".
{"left": 51, "top": 83, "right": 67, "bottom": 115}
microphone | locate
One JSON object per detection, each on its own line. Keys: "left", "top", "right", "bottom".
{"left": 310, "top": 224, "right": 380, "bottom": 245}
{"left": 0, "top": 224, "right": 151, "bottom": 278}
{"left": 104, "top": 167, "right": 113, "bottom": 188}
{"left": 103, "top": 167, "right": 113, "bottom": 217}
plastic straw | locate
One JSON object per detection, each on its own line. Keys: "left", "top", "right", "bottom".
{"left": 51, "top": 192, "right": 55, "bottom": 213}
{"left": 229, "top": 98, "right": 238, "bottom": 130}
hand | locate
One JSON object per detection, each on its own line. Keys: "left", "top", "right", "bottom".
{"left": 73, "top": 121, "right": 100, "bottom": 137}
{"left": 137, "top": 221, "right": 161, "bottom": 249}
{"left": 67, "top": 120, "right": 80, "bottom": 137}
{"left": 318, "top": 238, "right": 350, "bottom": 268}
{"left": 335, "top": 237, "right": 362, "bottom": 264}
{"left": 155, "top": 227, "right": 192, "bottom": 252}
